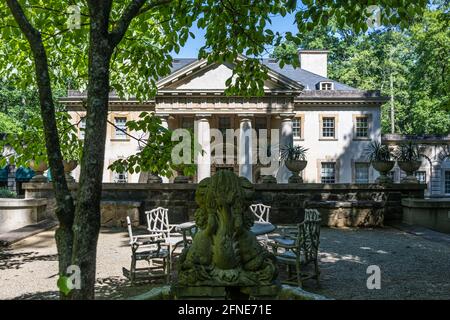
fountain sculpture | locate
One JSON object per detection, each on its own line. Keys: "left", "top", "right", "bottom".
{"left": 175, "top": 170, "right": 278, "bottom": 298}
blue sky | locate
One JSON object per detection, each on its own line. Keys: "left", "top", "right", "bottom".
{"left": 173, "top": 13, "right": 298, "bottom": 58}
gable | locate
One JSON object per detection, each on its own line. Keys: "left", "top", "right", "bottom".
{"left": 164, "top": 63, "right": 283, "bottom": 90}
{"left": 157, "top": 58, "right": 303, "bottom": 92}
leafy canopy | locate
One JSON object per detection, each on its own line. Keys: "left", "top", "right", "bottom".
{"left": 0, "top": 0, "right": 428, "bottom": 99}
{"left": 0, "top": 112, "right": 83, "bottom": 167}
{"left": 272, "top": 4, "right": 449, "bottom": 135}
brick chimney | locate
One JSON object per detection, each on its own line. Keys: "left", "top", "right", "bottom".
{"left": 298, "top": 50, "right": 329, "bottom": 78}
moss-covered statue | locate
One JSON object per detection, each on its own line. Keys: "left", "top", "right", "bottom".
{"left": 178, "top": 170, "right": 278, "bottom": 287}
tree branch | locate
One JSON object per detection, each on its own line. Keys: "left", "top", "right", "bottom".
{"left": 107, "top": 119, "right": 149, "bottom": 146}
{"left": 109, "top": 0, "right": 173, "bottom": 47}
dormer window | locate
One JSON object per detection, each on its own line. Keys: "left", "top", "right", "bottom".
{"left": 319, "top": 82, "right": 334, "bottom": 90}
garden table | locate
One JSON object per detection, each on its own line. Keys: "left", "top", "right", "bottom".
{"left": 175, "top": 221, "right": 276, "bottom": 243}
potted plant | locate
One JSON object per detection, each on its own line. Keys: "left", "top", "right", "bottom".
{"left": 60, "top": 130, "right": 83, "bottom": 183}
{"left": 364, "top": 141, "right": 395, "bottom": 183}
{"left": 280, "top": 145, "right": 308, "bottom": 183}
{"left": 170, "top": 128, "right": 202, "bottom": 183}
{"left": 28, "top": 159, "right": 49, "bottom": 182}
{"left": 171, "top": 163, "right": 197, "bottom": 183}
{"left": 394, "top": 141, "right": 422, "bottom": 184}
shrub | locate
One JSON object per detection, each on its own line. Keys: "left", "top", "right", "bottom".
{"left": 0, "top": 187, "right": 17, "bottom": 198}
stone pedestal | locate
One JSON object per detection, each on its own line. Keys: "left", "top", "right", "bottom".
{"left": 147, "top": 174, "right": 162, "bottom": 183}
{"left": 261, "top": 175, "right": 277, "bottom": 184}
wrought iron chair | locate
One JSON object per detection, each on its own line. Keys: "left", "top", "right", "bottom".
{"left": 250, "top": 203, "right": 272, "bottom": 247}
{"left": 122, "top": 216, "right": 170, "bottom": 284}
{"left": 269, "top": 209, "right": 321, "bottom": 287}
{"left": 145, "top": 207, "right": 184, "bottom": 267}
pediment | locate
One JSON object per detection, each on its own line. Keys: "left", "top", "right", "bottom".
{"left": 157, "top": 57, "right": 303, "bottom": 93}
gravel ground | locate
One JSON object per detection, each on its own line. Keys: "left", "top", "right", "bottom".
{"left": 1, "top": 226, "right": 449, "bottom": 300}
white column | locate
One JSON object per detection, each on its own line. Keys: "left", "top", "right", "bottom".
{"left": 276, "top": 114, "right": 294, "bottom": 183}
{"left": 160, "top": 116, "right": 169, "bottom": 129}
{"left": 196, "top": 115, "right": 211, "bottom": 182}
{"left": 239, "top": 116, "right": 253, "bottom": 182}
{"left": 158, "top": 114, "right": 170, "bottom": 183}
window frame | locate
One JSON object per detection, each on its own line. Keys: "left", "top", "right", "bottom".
{"left": 180, "top": 116, "right": 194, "bottom": 131}
{"left": 319, "top": 114, "right": 338, "bottom": 140}
{"left": 218, "top": 116, "right": 232, "bottom": 137}
{"left": 109, "top": 114, "right": 130, "bottom": 141}
{"left": 354, "top": 162, "right": 370, "bottom": 184}
{"left": 292, "top": 115, "right": 304, "bottom": 140}
{"left": 444, "top": 170, "right": 450, "bottom": 195}
{"left": 353, "top": 114, "right": 372, "bottom": 140}
{"left": 320, "top": 162, "right": 337, "bottom": 184}
{"left": 319, "top": 82, "right": 334, "bottom": 91}
{"left": 79, "top": 116, "right": 86, "bottom": 140}
{"left": 415, "top": 171, "right": 427, "bottom": 185}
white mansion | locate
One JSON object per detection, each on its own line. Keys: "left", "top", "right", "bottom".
{"left": 62, "top": 50, "right": 388, "bottom": 185}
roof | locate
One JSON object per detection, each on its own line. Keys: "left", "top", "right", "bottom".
{"left": 261, "top": 59, "right": 357, "bottom": 91}
{"left": 170, "top": 58, "right": 197, "bottom": 74}
{"left": 169, "top": 58, "right": 358, "bottom": 91}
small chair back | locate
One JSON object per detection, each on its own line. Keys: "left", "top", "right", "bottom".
{"left": 126, "top": 216, "right": 134, "bottom": 244}
{"left": 298, "top": 209, "right": 321, "bottom": 263}
{"left": 304, "top": 208, "right": 321, "bottom": 222}
{"left": 250, "top": 203, "right": 271, "bottom": 223}
{"left": 145, "top": 207, "right": 170, "bottom": 239}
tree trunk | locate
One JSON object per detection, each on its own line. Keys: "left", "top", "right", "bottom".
{"left": 5, "top": 0, "right": 75, "bottom": 297}
{"left": 70, "top": 3, "right": 113, "bottom": 300}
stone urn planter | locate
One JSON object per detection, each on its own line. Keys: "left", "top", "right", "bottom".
{"left": 63, "top": 160, "right": 78, "bottom": 183}
{"left": 174, "top": 169, "right": 190, "bottom": 184}
{"left": 29, "top": 160, "right": 48, "bottom": 182}
{"left": 261, "top": 175, "right": 277, "bottom": 184}
{"left": 285, "top": 160, "right": 307, "bottom": 183}
{"left": 147, "top": 173, "right": 162, "bottom": 183}
{"left": 371, "top": 161, "right": 395, "bottom": 184}
{"left": 397, "top": 160, "right": 421, "bottom": 184}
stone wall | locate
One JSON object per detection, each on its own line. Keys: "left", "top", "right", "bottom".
{"left": 0, "top": 198, "right": 48, "bottom": 233}
{"left": 402, "top": 198, "right": 450, "bottom": 234}
{"left": 22, "top": 182, "right": 425, "bottom": 228}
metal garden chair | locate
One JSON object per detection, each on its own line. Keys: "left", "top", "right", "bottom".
{"left": 269, "top": 209, "right": 321, "bottom": 288}
{"left": 145, "top": 207, "right": 184, "bottom": 267}
{"left": 122, "top": 216, "right": 170, "bottom": 284}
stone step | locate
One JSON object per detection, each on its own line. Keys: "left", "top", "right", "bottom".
{"left": 0, "top": 219, "right": 58, "bottom": 247}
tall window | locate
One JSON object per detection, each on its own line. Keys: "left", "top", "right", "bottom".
{"left": 293, "top": 117, "right": 302, "bottom": 138}
{"left": 114, "top": 117, "right": 127, "bottom": 139}
{"left": 445, "top": 171, "right": 450, "bottom": 194}
{"left": 218, "top": 117, "right": 231, "bottom": 137}
{"left": 181, "top": 117, "right": 194, "bottom": 130}
{"left": 322, "top": 117, "right": 335, "bottom": 138}
{"left": 321, "top": 162, "right": 336, "bottom": 184}
{"left": 355, "top": 162, "right": 369, "bottom": 183}
{"left": 415, "top": 171, "right": 426, "bottom": 184}
{"left": 355, "top": 116, "right": 369, "bottom": 138}
{"left": 255, "top": 117, "right": 267, "bottom": 133}
{"left": 320, "top": 82, "right": 333, "bottom": 90}
{"left": 113, "top": 171, "right": 127, "bottom": 183}
{"left": 79, "top": 117, "right": 86, "bottom": 139}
